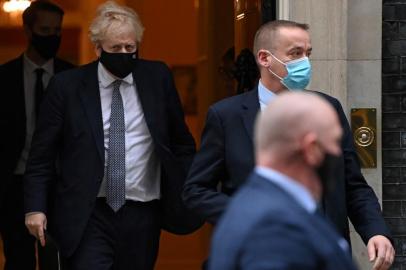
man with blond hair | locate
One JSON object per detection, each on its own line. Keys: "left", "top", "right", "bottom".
{"left": 24, "top": 1, "right": 199, "bottom": 269}
{"left": 209, "top": 92, "right": 357, "bottom": 270}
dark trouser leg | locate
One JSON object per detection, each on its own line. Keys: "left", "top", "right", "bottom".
{"left": 0, "top": 175, "right": 36, "bottom": 270}
{"left": 61, "top": 199, "right": 115, "bottom": 270}
{"left": 62, "top": 199, "right": 160, "bottom": 270}
{"left": 115, "top": 200, "right": 161, "bottom": 270}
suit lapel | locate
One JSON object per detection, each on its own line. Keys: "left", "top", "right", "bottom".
{"left": 132, "top": 62, "right": 157, "bottom": 136}
{"left": 16, "top": 55, "right": 25, "bottom": 98}
{"left": 241, "top": 87, "right": 260, "bottom": 142}
{"left": 53, "top": 58, "right": 64, "bottom": 73}
{"left": 78, "top": 62, "right": 105, "bottom": 163}
{"left": 14, "top": 56, "right": 26, "bottom": 132}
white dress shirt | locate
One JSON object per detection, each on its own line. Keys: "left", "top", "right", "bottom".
{"left": 97, "top": 62, "right": 161, "bottom": 202}
{"left": 258, "top": 79, "right": 277, "bottom": 111}
{"left": 14, "top": 54, "right": 54, "bottom": 175}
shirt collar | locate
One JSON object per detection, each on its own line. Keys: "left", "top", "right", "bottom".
{"left": 98, "top": 61, "right": 133, "bottom": 88}
{"left": 258, "top": 79, "right": 277, "bottom": 110}
{"left": 23, "top": 53, "right": 54, "bottom": 75}
{"left": 255, "top": 166, "right": 317, "bottom": 214}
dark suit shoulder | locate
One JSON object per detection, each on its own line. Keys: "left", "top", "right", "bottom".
{"left": 51, "top": 59, "right": 171, "bottom": 86}
{"left": 0, "top": 56, "right": 74, "bottom": 76}
{"left": 212, "top": 91, "right": 254, "bottom": 110}
{"left": 226, "top": 174, "right": 301, "bottom": 226}
{"left": 0, "top": 56, "right": 21, "bottom": 73}
{"left": 307, "top": 90, "right": 340, "bottom": 109}
{"left": 54, "top": 57, "right": 76, "bottom": 71}
{"left": 51, "top": 65, "right": 83, "bottom": 82}
{"left": 136, "top": 58, "right": 171, "bottom": 73}
{"left": 214, "top": 174, "right": 313, "bottom": 256}
{"left": 209, "top": 90, "right": 257, "bottom": 116}
{"left": 137, "top": 58, "right": 167, "bottom": 66}
{"left": 46, "top": 63, "right": 94, "bottom": 97}
{"left": 0, "top": 56, "right": 20, "bottom": 67}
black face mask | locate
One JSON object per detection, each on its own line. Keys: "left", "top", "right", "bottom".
{"left": 99, "top": 50, "right": 137, "bottom": 78}
{"left": 31, "top": 32, "right": 61, "bottom": 60}
{"left": 316, "top": 153, "right": 342, "bottom": 195}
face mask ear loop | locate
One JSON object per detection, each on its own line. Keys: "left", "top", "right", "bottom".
{"left": 267, "top": 67, "right": 291, "bottom": 90}
{"left": 267, "top": 50, "right": 286, "bottom": 66}
{"left": 265, "top": 50, "right": 287, "bottom": 83}
{"left": 267, "top": 67, "right": 284, "bottom": 81}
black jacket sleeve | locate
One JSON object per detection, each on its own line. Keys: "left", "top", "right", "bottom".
{"left": 327, "top": 94, "right": 392, "bottom": 243}
{"left": 183, "top": 106, "right": 231, "bottom": 224}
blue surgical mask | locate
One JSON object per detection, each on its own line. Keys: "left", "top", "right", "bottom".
{"left": 267, "top": 52, "right": 312, "bottom": 90}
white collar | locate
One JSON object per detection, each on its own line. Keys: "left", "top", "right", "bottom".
{"left": 23, "top": 53, "right": 54, "bottom": 75}
{"left": 98, "top": 61, "right": 133, "bottom": 88}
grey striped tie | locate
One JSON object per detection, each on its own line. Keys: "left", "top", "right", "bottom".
{"left": 106, "top": 80, "right": 126, "bottom": 212}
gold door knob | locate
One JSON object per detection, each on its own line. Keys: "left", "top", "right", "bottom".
{"left": 351, "top": 108, "right": 377, "bottom": 168}
{"left": 354, "top": 127, "right": 374, "bottom": 147}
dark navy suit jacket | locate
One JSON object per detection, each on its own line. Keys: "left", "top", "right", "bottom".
{"left": 208, "top": 172, "right": 358, "bottom": 270}
{"left": 183, "top": 87, "right": 391, "bottom": 245}
{"left": 23, "top": 60, "right": 202, "bottom": 257}
{"left": 0, "top": 55, "right": 74, "bottom": 207}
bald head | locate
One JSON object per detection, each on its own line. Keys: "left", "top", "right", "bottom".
{"left": 254, "top": 92, "right": 342, "bottom": 163}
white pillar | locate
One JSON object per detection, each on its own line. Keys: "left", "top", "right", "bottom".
{"left": 288, "top": 0, "right": 382, "bottom": 269}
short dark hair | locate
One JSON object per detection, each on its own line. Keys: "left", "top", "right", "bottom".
{"left": 262, "top": 20, "right": 309, "bottom": 32}
{"left": 253, "top": 20, "right": 309, "bottom": 56}
{"left": 22, "top": 1, "right": 64, "bottom": 27}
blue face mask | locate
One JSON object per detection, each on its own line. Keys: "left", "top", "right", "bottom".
{"left": 267, "top": 52, "right": 312, "bottom": 90}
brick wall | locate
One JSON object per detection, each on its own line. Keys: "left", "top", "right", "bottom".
{"left": 383, "top": 0, "right": 406, "bottom": 268}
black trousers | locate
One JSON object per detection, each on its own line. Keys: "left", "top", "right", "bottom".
{"left": 61, "top": 198, "right": 161, "bottom": 270}
{"left": 0, "top": 175, "right": 36, "bottom": 270}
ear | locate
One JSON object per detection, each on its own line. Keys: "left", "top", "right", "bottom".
{"left": 301, "top": 133, "right": 321, "bottom": 167}
{"left": 95, "top": 44, "right": 102, "bottom": 58}
{"left": 257, "top": 50, "right": 271, "bottom": 68}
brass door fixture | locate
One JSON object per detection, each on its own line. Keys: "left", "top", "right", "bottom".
{"left": 350, "top": 108, "right": 377, "bottom": 168}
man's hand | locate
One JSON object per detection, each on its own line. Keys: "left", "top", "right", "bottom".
{"left": 25, "top": 212, "right": 47, "bottom": 247}
{"left": 367, "top": 235, "right": 395, "bottom": 270}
